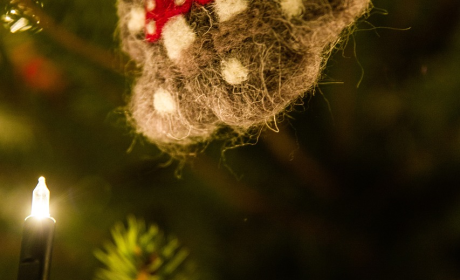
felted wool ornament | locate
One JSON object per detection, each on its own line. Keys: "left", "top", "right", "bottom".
{"left": 117, "top": 0, "right": 371, "bottom": 155}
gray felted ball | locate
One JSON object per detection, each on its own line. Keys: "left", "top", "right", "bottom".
{"left": 117, "top": 0, "right": 372, "bottom": 156}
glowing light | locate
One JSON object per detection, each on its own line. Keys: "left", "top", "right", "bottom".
{"left": 2, "top": 0, "right": 44, "bottom": 34}
{"left": 10, "top": 17, "right": 30, "bottom": 33}
{"left": 31, "top": 176, "right": 50, "bottom": 218}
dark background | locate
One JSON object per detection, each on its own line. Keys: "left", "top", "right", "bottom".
{"left": 1, "top": 0, "right": 460, "bottom": 279}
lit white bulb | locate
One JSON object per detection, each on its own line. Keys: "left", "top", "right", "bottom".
{"left": 31, "top": 176, "right": 50, "bottom": 218}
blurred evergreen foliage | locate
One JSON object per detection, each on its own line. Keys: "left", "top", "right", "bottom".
{"left": 0, "top": 0, "right": 460, "bottom": 279}
{"left": 95, "top": 216, "right": 200, "bottom": 280}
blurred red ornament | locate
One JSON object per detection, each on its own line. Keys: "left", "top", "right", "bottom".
{"left": 10, "top": 41, "right": 67, "bottom": 95}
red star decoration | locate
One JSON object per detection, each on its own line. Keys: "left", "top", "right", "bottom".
{"left": 145, "top": 0, "right": 214, "bottom": 42}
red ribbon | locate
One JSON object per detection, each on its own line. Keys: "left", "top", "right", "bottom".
{"left": 145, "top": 0, "right": 214, "bottom": 42}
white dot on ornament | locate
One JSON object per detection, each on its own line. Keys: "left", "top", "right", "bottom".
{"left": 146, "top": 20, "right": 156, "bottom": 35}
{"left": 153, "top": 88, "right": 177, "bottom": 114}
{"left": 146, "top": 0, "right": 156, "bottom": 11}
{"left": 162, "top": 15, "right": 196, "bottom": 60}
{"left": 214, "top": 0, "right": 248, "bottom": 22}
{"left": 174, "top": 0, "right": 186, "bottom": 6}
{"left": 127, "top": 7, "right": 145, "bottom": 33}
{"left": 221, "top": 58, "right": 249, "bottom": 85}
{"left": 279, "top": 0, "right": 304, "bottom": 18}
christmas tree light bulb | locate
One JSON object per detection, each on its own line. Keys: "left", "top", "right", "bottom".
{"left": 31, "top": 176, "right": 50, "bottom": 218}
{"left": 18, "top": 177, "right": 55, "bottom": 280}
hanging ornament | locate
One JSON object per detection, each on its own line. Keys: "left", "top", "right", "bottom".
{"left": 2, "top": 0, "right": 44, "bottom": 33}
{"left": 117, "top": 0, "right": 372, "bottom": 157}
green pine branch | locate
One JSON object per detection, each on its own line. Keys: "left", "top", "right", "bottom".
{"left": 94, "top": 216, "right": 199, "bottom": 280}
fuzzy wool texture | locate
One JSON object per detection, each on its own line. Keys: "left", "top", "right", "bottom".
{"left": 117, "top": 0, "right": 371, "bottom": 157}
